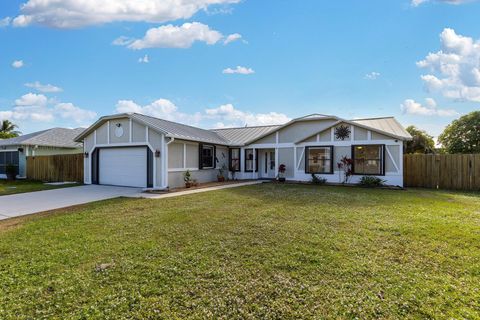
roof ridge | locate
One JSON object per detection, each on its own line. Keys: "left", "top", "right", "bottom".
{"left": 293, "top": 113, "right": 335, "bottom": 120}
{"left": 211, "top": 124, "right": 282, "bottom": 131}
{"left": 351, "top": 116, "right": 394, "bottom": 121}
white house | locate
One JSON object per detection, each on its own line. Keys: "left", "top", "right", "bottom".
{"left": 75, "top": 113, "right": 412, "bottom": 189}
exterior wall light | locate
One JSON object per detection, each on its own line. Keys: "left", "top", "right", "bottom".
{"left": 155, "top": 150, "right": 161, "bottom": 158}
{"left": 84, "top": 152, "right": 89, "bottom": 158}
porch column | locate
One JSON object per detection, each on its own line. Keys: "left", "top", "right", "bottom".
{"left": 253, "top": 148, "right": 256, "bottom": 179}
{"left": 293, "top": 146, "right": 297, "bottom": 178}
{"left": 275, "top": 148, "right": 279, "bottom": 179}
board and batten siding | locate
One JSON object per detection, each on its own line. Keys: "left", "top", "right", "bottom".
{"left": 167, "top": 141, "right": 228, "bottom": 188}
{"left": 244, "top": 120, "right": 405, "bottom": 186}
{"left": 83, "top": 118, "right": 166, "bottom": 188}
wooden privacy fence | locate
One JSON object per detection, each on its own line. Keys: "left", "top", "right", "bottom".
{"left": 26, "top": 154, "right": 84, "bottom": 183}
{"left": 404, "top": 154, "right": 480, "bottom": 191}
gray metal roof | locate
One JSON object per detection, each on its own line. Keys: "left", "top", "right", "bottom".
{"left": 0, "top": 128, "right": 85, "bottom": 148}
{"left": 212, "top": 125, "right": 281, "bottom": 146}
{"left": 130, "top": 113, "right": 230, "bottom": 145}
{"left": 351, "top": 117, "right": 412, "bottom": 140}
{"left": 76, "top": 113, "right": 411, "bottom": 146}
{"left": 76, "top": 113, "right": 230, "bottom": 145}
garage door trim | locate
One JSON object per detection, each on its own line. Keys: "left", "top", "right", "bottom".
{"left": 92, "top": 146, "right": 153, "bottom": 188}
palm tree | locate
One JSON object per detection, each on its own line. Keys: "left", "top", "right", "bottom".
{"left": 0, "top": 120, "right": 21, "bottom": 139}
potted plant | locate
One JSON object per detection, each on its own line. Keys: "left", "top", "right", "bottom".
{"left": 5, "top": 164, "right": 17, "bottom": 181}
{"left": 277, "top": 164, "right": 286, "bottom": 182}
{"left": 217, "top": 165, "right": 226, "bottom": 182}
{"left": 183, "top": 170, "right": 192, "bottom": 188}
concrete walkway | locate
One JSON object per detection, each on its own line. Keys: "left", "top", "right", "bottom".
{"left": 0, "top": 181, "right": 264, "bottom": 221}
{"left": 0, "top": 185, "right": 142, "bottom": 220}
{"left": 137, "top": 180, "right": 264, "bottom": 199}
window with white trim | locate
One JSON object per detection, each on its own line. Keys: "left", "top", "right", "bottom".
{"left": 229, "top": 148, "right": 240, "bottom": 171}
{"left": 201, "top": 145, "right": 215, "bottom": 169}
{"left": 244, "top": 149, "right": 258, "bottom": 172}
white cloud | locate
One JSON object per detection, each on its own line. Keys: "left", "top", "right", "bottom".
{"left": 0, "top": 17, "right": 11, "bottom": 27}
{"left": 417, "top": 28, "right": 480, "bottom": 102}
{"left": 0, "top": 93, "right": 96, "bottom": 125}
{"left": 15, "top": 93, "right": 48, "bottom": 107}
{"left": 112, "top": 36, "right": 134, "bottom": 46}
{"left": 25, "top": 81, "right": 63, "bottom": 93}
{"left": 364, "top": 72, "right": 380, "bottom": 80}
{"left": 124, "top": 22, "right": 224, "bottom": 49}
{"left": 222, "top": 66, "right": 255, "bottom": 75}
{"left": 224, "top": 33, "right": 242, "bottom": 45}
{"left": 55, "top": 103, "right": 97, "bottom": 123}
{"left": 205, "top": 104, "right": 290, "bottom": 127}
{"left": 115, "top": 99, "right": 290, "bottom": 128}
{"left": 411, "top": 0, "right": 476, "bottom": 6}
{"left": 138, "top": 54, "right": 150, "bottom": 63}
{"left": 400, "top": 98, "right": 459, "bottom": 117}
{"left": 11, "top": 0, "right": 240, "bottom": 28}
{"left": 116, "top": 99, "right": 202, "bottom": 124}
{"left": 12, "top": 60, "right": 24, "bottom": 68}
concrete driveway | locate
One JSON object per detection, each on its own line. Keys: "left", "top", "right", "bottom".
{"left": 0, "top": 185, "right": 143, "bottom": 220}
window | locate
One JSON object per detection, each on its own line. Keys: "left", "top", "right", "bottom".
{"left": 244, "top": 149, "right": 258, "bottom": 172}
{"left": 0, "top": 151, "right": 19, "bottom": 175}
{"left": 229, "top": 148, "right": 240, "bottom": 171}
{"left": 352, "top": 145, "right": 384, "bottom": 175}
{"left": 305, "top": 146, "right": 333, "bottom": 174}
{"left": 200, "top": 144, "right": 215, "bottom": 169}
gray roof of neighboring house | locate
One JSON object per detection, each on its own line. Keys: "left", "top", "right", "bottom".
{"left": 0, "top": 128, "right": 85, "bottom": 148}
{"left": 351, "top": 117, "right": 411, "bottom": 140}
{"left": 211, "top": 125, "right": 281, "bottom": 146}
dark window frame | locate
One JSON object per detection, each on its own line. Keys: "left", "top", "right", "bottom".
{"left": 199, "top": 144, "right": 216, "bottom": 170}
{"left": 351, "top": 144, "right": 386, "bottom": 176}
{"left": 0, "top": 151, "right": 19, "bottom": 175}
{"left": 305, "top": 146, "right": 334, "bottom": 174}
{"left": 229, "top": 148, "right": 241, "bottom": 172}
{"left": 244, "top": 149, "right": 259, "bottom": 172}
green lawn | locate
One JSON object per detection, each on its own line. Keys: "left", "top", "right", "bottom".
{"left": 0, "top": 180, "right": 78, "bottom": 196}
{"left": 0, "top": 184, "right": 479, "bottom": 319}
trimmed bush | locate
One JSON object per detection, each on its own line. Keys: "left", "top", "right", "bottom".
{"left": 358, "top": 176, "right": 386, "bottom": 187}
{"left": 311, "top": 174, "right": 327, "bottom": 185}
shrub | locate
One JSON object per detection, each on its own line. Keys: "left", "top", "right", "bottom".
{"left": 311, "top": 174, "right": 327, "bottom": 185}
{"left": 5, "top": 164, "right": 17, "bottom": 180}
{"left": 358, "top": 176, "right": 386, "bottom": 187}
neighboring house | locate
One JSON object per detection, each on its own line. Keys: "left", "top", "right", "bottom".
{"left": 75, "top": 113, "right": 412, "bottom": 189}
{"left": 0, "top": 128, "right": 85, "bottom": 179}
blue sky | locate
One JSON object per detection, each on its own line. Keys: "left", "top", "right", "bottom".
{"left": 1, "top": 0, "right": 479, "bottom": 138}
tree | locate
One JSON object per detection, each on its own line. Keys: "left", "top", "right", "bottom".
{"left": 438, "top": 111, "right": 480, "bottom": 154}
{"left": 405, "top": 125, "right": 435, "bottom": 154}
{"left": 0, "top": 120, "right": 21, "bottom": 139}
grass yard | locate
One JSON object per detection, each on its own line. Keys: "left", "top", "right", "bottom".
{"left": 0, "top": 180, "right": 79, "bottom": 196}
{"left": 0, "top": 184, "right": 479, "bottom": 319}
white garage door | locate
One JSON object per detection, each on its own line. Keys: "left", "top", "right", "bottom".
{"left": 99, "top": 147, "right": 147, "bottom": 188}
